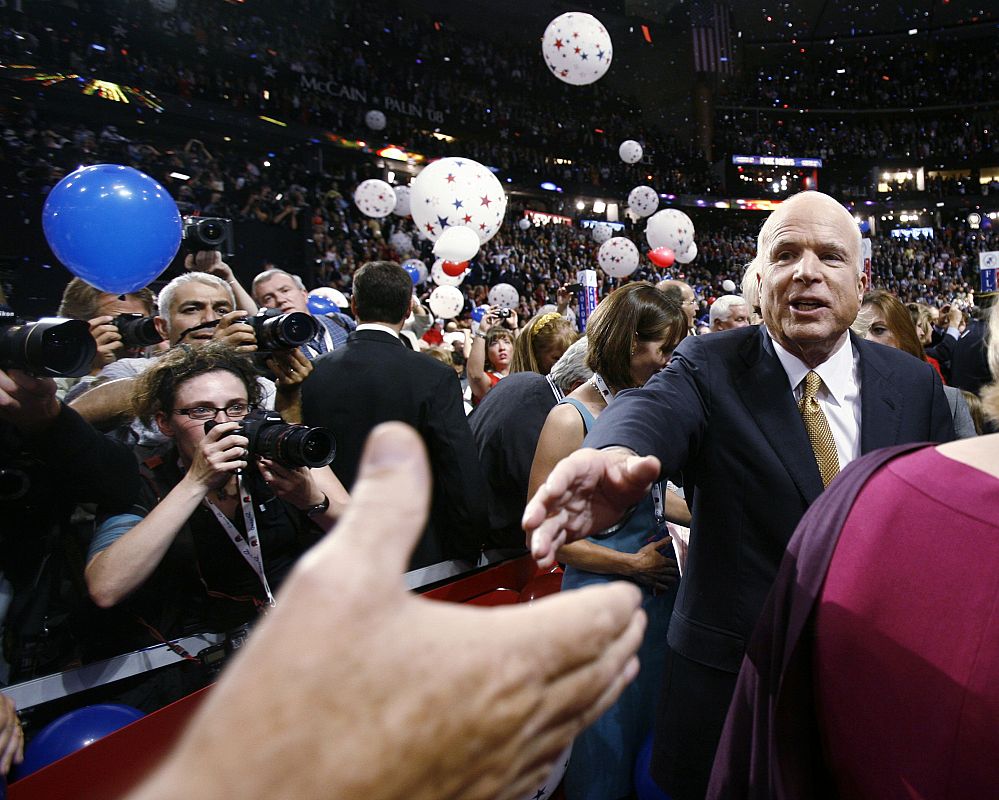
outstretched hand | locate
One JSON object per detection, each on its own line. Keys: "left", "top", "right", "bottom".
{"left": 523, "top": 447, "right": 662, "bottom": 568}
{"left": 129, "top": 424, "right": 646, "bottom": 800}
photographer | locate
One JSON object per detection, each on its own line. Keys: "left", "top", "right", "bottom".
{"left": 467, "top": 307, "right": 514, "bottom": 407}
{"left": 55, "top": 278, "right": 159, "bottom": 400}
{"left": 251, "top": 268, "right": 354, "bottom": 357}
{"left": 84, "top": 342, "right": 348, "bottom": 640}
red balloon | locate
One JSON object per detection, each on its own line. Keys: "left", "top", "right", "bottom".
{"left": 648, "top": 247, "right": 675, "bottom": 268}
{"left": 442, "top": 259, "right": 468, "bottom": 276}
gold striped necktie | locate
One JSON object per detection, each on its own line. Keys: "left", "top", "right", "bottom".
{"left": 799, "top": 370, "right": 840, "bottom": 488}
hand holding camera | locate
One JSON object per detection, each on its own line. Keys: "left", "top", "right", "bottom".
{"left": 0, "top": 367, "right": 60, "bottom": 433}
{"left": 185, "top": 420, "right": 250, "bottom": 493}
{"left": 256, "top": 457, "right": 324, "bottom": 511}
{"left": 213, "top": 310, "right": 259, "bottom": 354}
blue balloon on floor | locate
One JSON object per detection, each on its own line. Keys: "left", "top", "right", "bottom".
{"left": 634, "top": 731, "right": 671, "bottom": 800}
{"left": 16, "top": 703, "right": 144, "bottom": 779}
{"left": 307, "top": 294, "right": 336, "bottom": 316}
{"left": 42, "top": 164, "right": 182, "bottom": 295}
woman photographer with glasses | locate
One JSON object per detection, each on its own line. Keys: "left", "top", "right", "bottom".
{"left": 84, "top": 342, "right": 348, "bottom": 649}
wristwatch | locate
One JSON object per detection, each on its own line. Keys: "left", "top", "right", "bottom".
{"left": 304, "top": 493, "right": 330, "bottom": 518}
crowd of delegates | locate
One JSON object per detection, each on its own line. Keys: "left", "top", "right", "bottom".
{"left": 0, "top": 0, "right": 716, "bottom": 195}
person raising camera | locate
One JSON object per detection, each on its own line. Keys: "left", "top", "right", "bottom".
{"left": 467, "top": 306, "right": 515, "bottom": 407}
{"left": 84, "top": 342, "right": 348, "bottom": 645}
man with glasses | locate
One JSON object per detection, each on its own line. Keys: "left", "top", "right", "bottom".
{"left": 658, "top": 279, "right": 700, "bottom": 336}
{"left": 84, "top": 342, "right": 348, "bottom": 653}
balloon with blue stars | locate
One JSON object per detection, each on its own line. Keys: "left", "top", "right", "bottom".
{"left": 409, "top": 157, "right": 508, "bottom": 247}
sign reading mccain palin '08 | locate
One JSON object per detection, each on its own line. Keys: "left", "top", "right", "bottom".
{"left": 298, "top": 75, "right": 446, "bottom": 125}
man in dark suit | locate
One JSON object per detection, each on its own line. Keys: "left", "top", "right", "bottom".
{"left": 523, "top": 191, "right": 956, "bottom": 800}
{"left": 301, "top": 261, "right": 487, "bottom": 570}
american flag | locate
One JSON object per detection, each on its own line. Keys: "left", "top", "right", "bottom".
{"left": 692, "top": 1, "right": 734, "bottom": 74}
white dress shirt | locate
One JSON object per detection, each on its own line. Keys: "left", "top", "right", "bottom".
{"left": 355, "top": 322, "right": 401, "bottom": 339}
{"left": 770, "top": 331, "right": 862, "bottom": 471}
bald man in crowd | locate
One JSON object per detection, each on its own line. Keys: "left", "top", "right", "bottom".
{"left": 657, "top": 279, "right": 699, "bottom": 335}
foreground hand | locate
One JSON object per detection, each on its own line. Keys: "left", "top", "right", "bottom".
{"left": 0, "top": 694, "right": 23, "bottom": 775}
{"left": 523, "top": 447, "right": 661, "bottom": 569}
{"left": 130, "top": 424, "right": 645, "bottom": 800}
{"left": 0, "top": 368, "right": 60, "bottom": 432}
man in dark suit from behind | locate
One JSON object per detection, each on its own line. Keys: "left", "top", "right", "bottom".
{"left": 301, "top": 261, "right": 487, "bottom": 570}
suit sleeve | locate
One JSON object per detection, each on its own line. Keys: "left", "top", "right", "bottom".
{"left": 928, "top": 365, "right": 958, "bottom": 444}
{"left": 583, "top": 336, "right": 711, "bottom": 478}
{"left": 423, "top": 368, "right": 488, "bottom": 554}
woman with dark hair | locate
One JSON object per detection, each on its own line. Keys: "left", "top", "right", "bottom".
{"left": 528, "top": 282, "right": 690, "bottom": 800}
{"left": 854, "top": 290, "right": 976, "bottom": 437}
{"left": 86, "top": 342, "right": 349, "bottom": 643}
{"left": 510, "top": 311, "right": 578, "bottom": 376}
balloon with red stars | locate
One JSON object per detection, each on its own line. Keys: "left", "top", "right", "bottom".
{"left": 410, "top": 156, "right": 508, "bottom": 246}
{"left": 353, "top": 179, "right": 397, "bottom": 219}
{"left": 597, "top": 237, "right": 640, "bottom": 278}
{"left": 392, "top": 185, "right": 412, "bottom": 217}
{"left": 646, "top": 209, "right": 695, "bottom": 254}
{"left": 541, "top": 12, "right": 613, "bottom": 86}
{"left": 591, "top": 222, "right": 614, "bottom": 244}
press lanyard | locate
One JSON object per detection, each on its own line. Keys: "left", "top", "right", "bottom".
{"left": 203, "top": 473, "right": 276, "bottom": 607}
{"left": 591, "top": 373, "right": 666, "bottom": 523}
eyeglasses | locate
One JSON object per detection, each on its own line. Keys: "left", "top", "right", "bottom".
{"left": 173, "top": 403, "right": 254, "bottom": 421}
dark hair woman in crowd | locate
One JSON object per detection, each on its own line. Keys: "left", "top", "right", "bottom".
{"left": 855, "top": 290, "right": 976, "bottom": 437}
{"left": 467, "top": 313, "right": 514, "bottom": 406}
{"left": 85, "top": 343, "right": 349, "bottom": 646}
{"left": 528, "top": 282, "right": 690, "bottom": 800}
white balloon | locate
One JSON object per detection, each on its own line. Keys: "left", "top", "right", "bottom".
{"left": 518, "top": 218, "right": 531, "bottom": 231}
{"left": 541, "top": 12, "right": 613, "bottom": 86}
{"left": 365, "top": 109, "right": 386, "bottom": 131}
{"left": 308, "top": 287, "right": 349, "bottom": 309}
{"left": 487, "top": 282, "right": 520, "bottom": 309}
{"left": 646, "top": 208, "right": 695, "bottom": 253}
{"left": 410, "top": 156, "right": 507, "bottom": 245}
{"left": 597, "top": 237, "right": 640, "bottom": 278}
{"left": 433, "top": 225, "right": 481, "bottom": 262}
{"left": 721, "top": 279, "right": 736, "bottom": 293}
{"left": 353, "top": 179, "right": 397, "bottom": 218}
{"left": 627, "top": 185, "right": 659, "bottom": 218}
{"left": 402, "top": 258, "right": 428, "bottom": 285}
{"left": 619, "top": 140, "right": 643, "bottom": 164}
{"left": 428, "top": 285, "right": 465, "bottom": 319}
{"left": 516, "top": 743, "right": 572, "bottom": 800}
{"left": 389, "top": 230, "right": 414, "bottom": 255}
{"left": 591, "top": 222, "right": 613, "bottom": 244}
{"left": 431, "top": 259, "right": 467, "bottom": 287}
{"left": 675, "top": 242, "right": 698, "bottom": 264}
{"left": 392, "top": 185, "right": 412, "bottom": 217}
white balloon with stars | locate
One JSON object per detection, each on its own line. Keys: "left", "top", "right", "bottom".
{"left": 591, "top": 222, "right": 614, "bottom": 244}
{"left": 541, "top": 12, "right": 613, "bottom": 86}
{"left": 627, "top": 185, "right": 659, "bottom": 218}
{"left": 353, "top": 179, "right": 397, "bottom": 219}
{"left": 392, "top": 185, "right": 412, "bottom": 217}
{"left": 410, "top": 157, "right": 507, "bottom": 245}
{"left": 487, "top": 282, "right": 520, "bottom": 309}
{"left": 597, "top": 237, "right": 640, "bottom": 278}
{"left": 646, "top": 208, "right": 695, "bottom": 254}
{"left": 516, "top": 743, "right": 572, "bottom": 800}
{"left": 619, "top": 139, "right": 643, "bottom": 164}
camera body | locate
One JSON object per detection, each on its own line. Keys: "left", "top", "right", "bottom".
{"left": 182, "top": 216, "right": 235, "bottom": 257}
{"left": 113, "top": 313, "right": 164, "bottom": 349}
{"left": 495, "top": 308, "right": 514, "bottom": 319}
{"left": 206, "top": 409, "right": 336, "bottom": 469}
{"left": 245, "top": 308, "right": 320, "bottom": 352}
{"left": 0, "top": 307, "right": 95, "bottom": 378}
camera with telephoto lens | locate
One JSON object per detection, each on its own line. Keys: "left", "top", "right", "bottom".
{"left": 206, "top": 409, "right": 336, "bottom": 469}
{"left": 245, "top": 307, "right": 320, "bottom": 352}
{"left": 0, "top": 307, "right": 96, "bottom": 378}
{"left": 113, "top": 313, "right": 164, "bottom": 348}
{"left": 182, "top": 216, "right": 235, "bottom": 257}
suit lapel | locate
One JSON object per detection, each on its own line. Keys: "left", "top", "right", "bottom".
{"left": 855, "top": 335, "right": 903, "bottom": 452}
{"left": 735, "top": 329, "right": 825, "bottom": 505}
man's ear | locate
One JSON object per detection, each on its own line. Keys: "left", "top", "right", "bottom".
{"left": 153, "top": 315, "right": 170, "bottom": 341}
{"left": 857, "top": 271, "right": 869, "bottom": 301}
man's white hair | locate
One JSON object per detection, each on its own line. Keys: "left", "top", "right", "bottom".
{"left": 709, "top": 295, "right": 748, "bottom": 327}
{"left": 156, "top": 272, "right": 235, "bottom": 335}
{"left": 252, "top": 268, "right": 306, "bottom": 299}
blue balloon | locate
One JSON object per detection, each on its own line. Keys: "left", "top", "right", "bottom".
{"left": 307, "top": 295, "right": 336, "bottom": 316}
{"left": 403, "top": 263, "right": 421, "bottom": 285}
{"left": 471, "top": 305, "right": 486, "bottom": 323}
{"left": 633, "top": 732, "right": 671, "bottom": 800}
{"left": 982, "top": 217, "right": 993, "bottom": 230}
{"left": 17, "top": 703, "right": 144, "bottom": 779}
{"left": 858, "top": 219, "right": 871, "bottom": 234}
{"left": 42, "top": 164, "right": 182, "bottom": 295}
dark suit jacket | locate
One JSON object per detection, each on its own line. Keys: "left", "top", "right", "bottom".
{"left": 585, "top": 326, "right": 956, "bottom": 796}
{"left": 949, "top": 318, "right": 992, "bottom": 394}
{"left": 301, "top": 329, "right": 487, "bottom": 569}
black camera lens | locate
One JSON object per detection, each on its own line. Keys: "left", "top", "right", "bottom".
{"left": 0, "top": 318, "right": 96, "bottom": 378}
{"left": 251, "top": 311, "right": 320, "bottom": 350}
{"left": 114, "top": 314, "right": 164, "bottom": 348}
{"left": 255, "top": 424, "right": 336, "bottom": 469}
